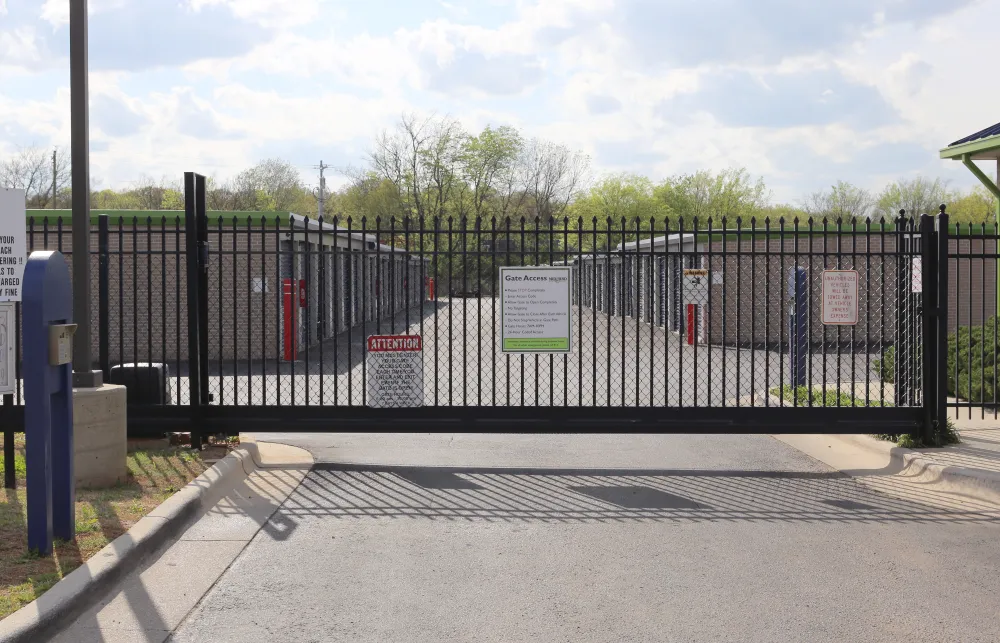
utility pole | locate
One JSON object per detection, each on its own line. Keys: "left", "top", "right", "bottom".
{"left": 70, "top": 0, "right": 101, "bottom": 387}
{"left": 314, "top": 161, "right": 328, "bottom": 223}
{"left": 51, "top": 149, "right": 57, "bottom": 209}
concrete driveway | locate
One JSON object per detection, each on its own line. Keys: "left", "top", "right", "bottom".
{"left": 163, "top": 433, "right": 1000, "bottom": 643}
{"left": 167, "top": 299, "right": 890, "bottom": 409}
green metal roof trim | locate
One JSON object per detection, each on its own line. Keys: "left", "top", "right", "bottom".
{"left": 25, "top": 210, "right": 293, "bottom": 226}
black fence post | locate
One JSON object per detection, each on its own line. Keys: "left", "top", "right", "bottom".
{"left": 195, "top": 175, "right": 210, "bottom": 419}
{"left": 920, "top": 213, "right": 938, "bottom": 445}
{"left": 3, "top": 394, "right": 13, "bottom": 489}
{"left": 894, "top": 212, "right": 907, "bottom": 407}
{"left": 789, "top": 266, "right": 808, "bottom": 388}
{"left": 98, "top": 214, "right": 110, "bottom": 382}
{"left": 936, "top": 205, "right": 950, "bottom": 443}
{"left": 184, "top": 172, "right": 203, "bottom": 448}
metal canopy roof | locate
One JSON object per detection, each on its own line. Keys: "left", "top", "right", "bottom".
{"left": 950, "top": 121, "right": 1000, "bottom": 146}
{"left": 941, "top": 120, "right": 1000, "bottom": 160}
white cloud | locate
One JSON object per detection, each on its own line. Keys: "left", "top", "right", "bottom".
{"left": 188, "top": 0, "right": 321, "bottom": 28}
{"left": 2, "top": 0, "right": 997, "bottom": 198}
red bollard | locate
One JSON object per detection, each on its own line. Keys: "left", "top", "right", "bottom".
{"left": 283, "top": 279, "right": 297, "bottom": 361}
{"left": 686, "top": 304, "right": 697, "bottom": 346}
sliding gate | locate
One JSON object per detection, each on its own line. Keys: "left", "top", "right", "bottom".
{"left": 0, "top": 174, "right": 950, "bottom": 443}
{"left": 151, "top": 174, "right": 948, "bottom": 440}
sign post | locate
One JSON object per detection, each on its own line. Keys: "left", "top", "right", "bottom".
{"left": 366, "top": 335, "right": 423, "bottom": 408}
{"left": 788, "top": 267, "right": 809, "bottom": 387}
{"left": 500, "top": 267, "right": 573, "bottom": 353}
{"left": 682, "top": 268, "right": 709, "bottom": 345}
{"left": 23, "top": 251, "right": 76, "bottom": 555}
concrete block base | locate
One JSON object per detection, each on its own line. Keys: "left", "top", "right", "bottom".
{"left": 74, "top": 384, "right": 127, "bottom": 489}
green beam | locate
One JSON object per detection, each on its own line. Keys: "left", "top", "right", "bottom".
{"left": 940, "top": 135, "right": 1000, "bottom": 160}
{"left": 961, "top": 154, "right": 1000, "bottom": 200}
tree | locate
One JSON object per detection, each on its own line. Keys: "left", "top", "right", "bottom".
{"left": 0, "top": 146, "right": 70, "bottom": 207}
{"left": 369, "top": 113, "right": 471, "bottom": 222}
{"left": 228, "top": 158, "right": 311, "bottom": 212}
{"left": 338, "top": 171, "right": 405, "bottom": 223}
{"left": 805, "top": 180, "right": 873, "bottom": 221}
{"left": 948, "top": 185, "right": 996, "bottom": 224}
{"left": 519, "top": 138, "right": 590, "bottom": 221}
{"left": 761, "top": 204, "right": 810, "bottom": 223}
{"left": 570, "top": 174, "right": 663, "bottom": 221}
{"left": 462, "top": 125, "right": 523, "bottom": 219}
{"left": 875, "top": 177, "right": 949, "bottom": 220}
{"left": 654, "top": 168, "right": 769, "bottom": 226}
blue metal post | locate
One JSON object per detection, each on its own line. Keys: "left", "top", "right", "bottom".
{"left": 789, "top": 267, "right": 808, "bottom": 389}
{"left": 24, "top": 251, "right": 75, "bottom": 554}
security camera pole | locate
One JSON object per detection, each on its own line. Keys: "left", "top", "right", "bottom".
{"left": 70, "top": 0, "right": 101, "bottom": 388}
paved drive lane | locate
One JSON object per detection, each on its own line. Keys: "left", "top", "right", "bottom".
{"left": 167, "top": 434, "right": 1000, "bottom": 643}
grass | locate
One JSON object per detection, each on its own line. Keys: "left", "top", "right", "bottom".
{"left": 770, "top": 385, "right": 960, "bottom": 448}
{"left": 771, "top": 385, "right": 893, "bottom": 408}
{"left": 0, "top": 433, "right": 233, "bottom": 620}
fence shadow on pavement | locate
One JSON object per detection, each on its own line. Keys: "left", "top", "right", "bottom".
{"left": 246, "top": 464, "right": 1000, "bottom": 527}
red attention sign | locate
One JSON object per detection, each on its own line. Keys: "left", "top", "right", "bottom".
{"left": 367, "top": 335, "right": 423, "bottom": 352}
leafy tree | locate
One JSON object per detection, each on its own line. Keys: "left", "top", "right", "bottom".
{"left": 461, "top": 125, "right": 523, "bottom": 219}
{"left": 654, "top": 168, "right": 769, "bottom": 226}
{"left": 805, "top": 180, "right": 873, "bottom": 221}
{"left": 948, "top": 185, "right": 997, "bottom": 225}
{"left": 875, "top": 176, "right": 949, "bottom": 219}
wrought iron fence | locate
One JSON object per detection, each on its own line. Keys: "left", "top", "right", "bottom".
{"left": 946, "top": 222, "right": 1000, "bottom": 419}
{"left": 0, "top": 194, "right": 961, "bottom": 440}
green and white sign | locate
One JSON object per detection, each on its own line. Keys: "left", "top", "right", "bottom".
{"left": 500, "top": 266, "right": 573, "bottom": 353}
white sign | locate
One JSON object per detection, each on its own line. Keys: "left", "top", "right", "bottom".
{"left": 682, "top": 268, "right": 710, "bottom": 305}
{"left": 911, "top": 257, "right": 922, "bottom": 293}
{"left": 500, "top": 266, "right": 573, "bottom": 353}
{"left": 366, "top": 335, "right": 423, "bottom": 408}
{"left": 252, "top": 277, "right": 268, "bottom": 293}
{"left": 822, "top": 270, "right": 859, "bottom": 325}
{"left": 0, "top": 189, "right": 27, "bottom": 302}
{"left": 0, "top": 303, "right": 14, "bottom": 395}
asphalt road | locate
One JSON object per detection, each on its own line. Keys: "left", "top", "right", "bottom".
{"left": 167, "top": 298, "right": 892, "bottom": 408}
{"left": 166, "top": 433, "right": 1000, "bottom": 643}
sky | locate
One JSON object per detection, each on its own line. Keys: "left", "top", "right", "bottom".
{"left": 0, "top": 0, "right": 997, "bottom": 204}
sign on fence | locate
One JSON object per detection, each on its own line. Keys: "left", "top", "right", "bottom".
{"left": 500, "top": 266, "right": 573, "bottom": 353}
{"left": 682, "top": 268, "right": 709, "bottom": 305}
{"left": 0, "top": 189, "right": 27, "bottom": 302}
{"left": 911, "top": 257, "right": 922, "bottom": 293}
{"left": 821, "top": 270, "right": 859, "bottom": 325}
{"left": 366, "top": 335, "right": 423, "bottom": 408}
{"left": 0, "top": 303, "right": 13, "bottom": 395}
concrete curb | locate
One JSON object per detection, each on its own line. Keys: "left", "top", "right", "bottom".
{"left": 778, "top": 432, "right": 1000, "bottom": 507}
{"left": 0, "top": 442, "right": 266, "bottom": 643}
{"left": 834, "top": 433, "right": 1000, "bottom": 506}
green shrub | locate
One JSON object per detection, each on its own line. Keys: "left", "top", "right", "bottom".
{"left": 771, "top": 385, "right": 891, "bottom": 408}
{"left": 771, "top": 385, "right": 959, "bottom": 447}
{"left": 947, "top": 318, "right": 1000, "bottom": 403}
{"left": 876, "top": 318, "right": 1000, "bottom": 404}
{"left": 873, "top": 346, "right": 894, "bottom": 384}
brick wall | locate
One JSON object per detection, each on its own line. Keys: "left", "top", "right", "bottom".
{"left": 23, "top": 222, "right": 428, "bottom": 369}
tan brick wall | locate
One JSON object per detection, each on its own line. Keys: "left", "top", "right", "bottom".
{"left": 24, "top": 223, "right": 428, "bottom": 369}
{"left": 574, "top": 232, "right": 996, "bottom": 348}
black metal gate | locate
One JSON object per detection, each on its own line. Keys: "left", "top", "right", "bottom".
{"left": 0, "top": 174, "right": 954, "bottom": 443}
{"left": 147, "top": 174, "right": 948, "bottom": 440}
